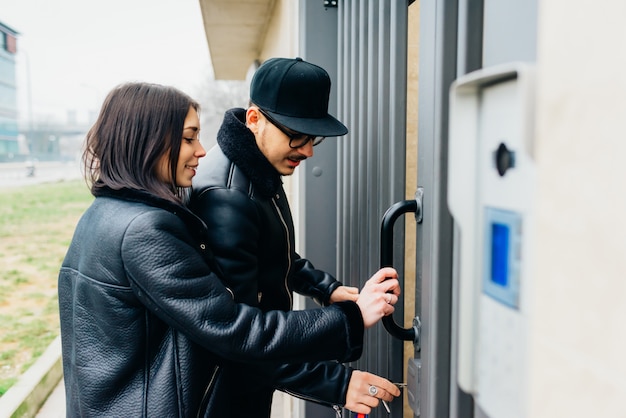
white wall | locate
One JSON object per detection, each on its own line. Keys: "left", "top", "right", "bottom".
{"left": 260, "top": 3, "right": 303, "bottom": 418}
{"left": 529, "top": 1, "right": 626, "bottom": 416}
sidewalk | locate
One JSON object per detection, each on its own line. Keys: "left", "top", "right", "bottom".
{"left": 35, "top": 380, "right": 290, "bottom": 418}
{"left": 0, "top": 337, "right": 63, "bottom": 418}
{"left": 35, "top": 380, "right": 64, "bottom": 418}
{"left": 28, "top": 362, "right": 291, "bottom": 418}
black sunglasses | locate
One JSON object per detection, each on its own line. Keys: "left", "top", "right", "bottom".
{"left": 258, "top": 109, "right": 325, "bottom": 149}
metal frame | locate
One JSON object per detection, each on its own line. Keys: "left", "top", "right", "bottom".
{"left": 298, "top": 1, "right": 343, "bottom": 415}
{"left": 451, "top": 1, "right": 484, "bottom": 416}
{"left": 415, "top": 0, "right": 458, "bottom": 417}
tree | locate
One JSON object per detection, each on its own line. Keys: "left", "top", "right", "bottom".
{"left": 192, "top": 78, "right": 249, "bottom": 150}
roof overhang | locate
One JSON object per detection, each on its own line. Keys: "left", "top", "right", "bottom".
{"left": 198, "top": 0, "right": 275, "bottom": 80}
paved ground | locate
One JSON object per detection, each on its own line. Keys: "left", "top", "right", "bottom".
{"left": 35, "top": 381, "right": 64, "bottom": 418}
{"left": 36, "top": 380, "right": 291, "bottom": 417}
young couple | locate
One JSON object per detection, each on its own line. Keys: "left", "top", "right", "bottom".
{"left": 59, "top": 58, "right": 401, "bottom": 417}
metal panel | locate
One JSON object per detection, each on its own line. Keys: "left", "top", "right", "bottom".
{"left": 300, "top": 1, "right": 408, "bottom": 416}
{"left": 451, "top": 2, "right": 483, "bottom": 416}
{"left": 293, "top": 0, "right": 410, "bottom": 417}
{"left": 299, "top": 0, "right": 342, "bottom": 279}
{"left": 482, "top": 0, "right": 537, "bottom": 67}
{"left": 416, "top": 0, "right": 458, "bottom": 417}
{"left": 336, "top": 1, "right": 409, "bottom": 417}
{"left": 299, "top": 1, "right": 343, "bottom": 417}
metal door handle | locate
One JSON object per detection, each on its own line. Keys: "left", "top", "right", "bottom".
{"left": 380, "top": 189, "right": 423, "bottom": 343}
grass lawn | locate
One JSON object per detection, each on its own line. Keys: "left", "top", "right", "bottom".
{"left": 0, "top": 179, "right": 94, "bottom": 396}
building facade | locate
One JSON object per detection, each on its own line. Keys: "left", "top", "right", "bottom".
{"left": 0, "top": 21, "right": 21, "bottom": 161}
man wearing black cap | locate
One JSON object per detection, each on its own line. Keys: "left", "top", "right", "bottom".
{"left": 190, "top": 57, "right": 399, "bottom": 417}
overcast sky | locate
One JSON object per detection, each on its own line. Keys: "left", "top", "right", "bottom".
{"left": 0, "top": 0, "right": 213, "bottom": 124}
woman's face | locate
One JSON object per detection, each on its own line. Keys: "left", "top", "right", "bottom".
{"left": 158, "top": 106, "right": 206, "bottom": 187}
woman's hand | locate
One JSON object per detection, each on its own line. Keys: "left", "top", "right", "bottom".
{"left": 355, "top": 267, "right": 400, "bottom": 328}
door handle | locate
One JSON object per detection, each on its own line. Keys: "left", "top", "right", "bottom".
{"left": 380, "top": 188, "right": 423, "bottom": 343}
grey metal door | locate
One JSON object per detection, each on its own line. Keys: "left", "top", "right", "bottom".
{"left": 300, "top": 0, "right": 409, "bottom": 417}
{"left": 300, "top": 0, "right": 536, "bottom": 417}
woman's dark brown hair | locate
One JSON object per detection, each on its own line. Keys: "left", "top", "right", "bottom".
{"left": 83, "top": 82, "right": 200, "bottom": 203}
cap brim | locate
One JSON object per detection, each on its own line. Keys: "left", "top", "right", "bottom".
{"left": 266, "top": 111, "right": 349, "bottom": 137}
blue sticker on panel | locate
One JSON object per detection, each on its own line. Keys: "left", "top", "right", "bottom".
{"left": 483, "top": 208, "right": 521, "bottom": 309}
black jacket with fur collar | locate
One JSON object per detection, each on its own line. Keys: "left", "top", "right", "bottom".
{"left": 59, "top": 185, "right": 363, "bottom": 417}
{"left": 190, "top": 108, "right": 354, "bottom": 416}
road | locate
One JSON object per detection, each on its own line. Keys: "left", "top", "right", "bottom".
{"left": 0, "top": 161, "right": 82, "bottom": 189}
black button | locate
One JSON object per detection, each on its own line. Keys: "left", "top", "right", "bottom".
{"left": 495, "top": 142, "right": 515, "bottom": 177}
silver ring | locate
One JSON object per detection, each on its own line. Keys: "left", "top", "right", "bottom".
{"left": 368, "top": 385, "right": 378, "bottom": 396}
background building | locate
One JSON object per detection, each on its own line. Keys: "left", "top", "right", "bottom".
{"left": 0, "top": 21, "right": 22, "bottom": 162}
{"left": 0, "top": 18, "right": 89, "bottom": 166}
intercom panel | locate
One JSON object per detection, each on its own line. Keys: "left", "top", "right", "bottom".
{"left": 448, "top": 63, "right": 536, "bottom": 418}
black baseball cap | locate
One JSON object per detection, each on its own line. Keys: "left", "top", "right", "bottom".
{"left": 250, "top": 57, "right": 348, "bottom": 137}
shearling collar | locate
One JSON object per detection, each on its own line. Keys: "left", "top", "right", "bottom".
{"left": 94, "top": 185, "right": 181, "bottom": 211}
{"left": 93, "top": 185, "right": 207, "bottom": 239}
{"left": 93, "top": 185, "right": 224, "bottom": 273}
{"left": 216, "top": 108, "right": 282, "bottom": 197}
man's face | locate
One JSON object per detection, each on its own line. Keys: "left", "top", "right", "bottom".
{"left": 247, "top": 107, "right": 315, "bottom": 176}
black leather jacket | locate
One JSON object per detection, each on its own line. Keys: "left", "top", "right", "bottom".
{"left": 58, "top": 186, "right": 364, "bottom": 417}
{"left": 190, "top": 108, "right": 353, "bottom": 416}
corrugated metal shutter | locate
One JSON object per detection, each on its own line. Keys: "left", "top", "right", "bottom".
{"left": 336, "top": 1, "right": 409, "bottom": 417}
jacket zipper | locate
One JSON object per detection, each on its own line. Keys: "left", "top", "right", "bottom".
{"left": 282, "top": 389, "right": 342, "bottom": 417}
{"left": 271, "top": 196, "right": 293, "bottom": 308}
{"left": 270, "top": 196, "right": 340, "bottom": 418}
{"left": 333, "top": 404, "right": 342, "bottom": 417}
{"left": 196, "top": 365, "right": 220, "bottom": 418}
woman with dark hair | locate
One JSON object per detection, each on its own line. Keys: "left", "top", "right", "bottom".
{"left": 58, "top": 82, "right": 401, "bottom": 417}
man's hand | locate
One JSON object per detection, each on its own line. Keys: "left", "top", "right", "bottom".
{"left": 344, "top": 370, "right": 401, "bottom": 414}
{"left": 356, "top": 267, "right": 400, "bottom": 328}
{"left": 329, "top": 285, "right": 359, "bottom": 303}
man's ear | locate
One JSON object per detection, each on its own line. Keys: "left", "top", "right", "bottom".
{"left": 246, "top": 107, "right": 260, "bottom": 133}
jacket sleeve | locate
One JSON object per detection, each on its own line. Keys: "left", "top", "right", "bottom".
{"left": 121, "top": 209, "right": 364, "bottom": 364}
{"left": 252, "top": 361, "right": 353, "bottom": 407}
{"left": 290, "top": 257, "right": 343, "bottom": 306}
